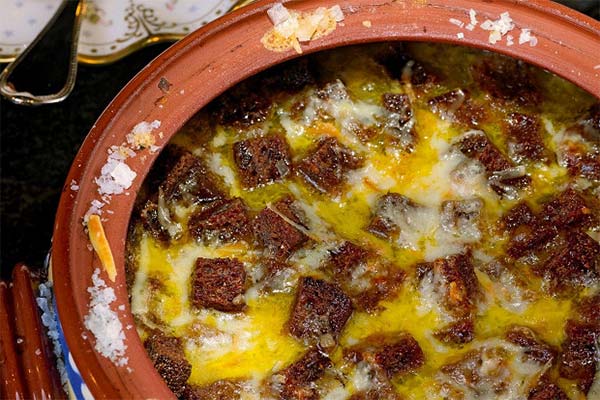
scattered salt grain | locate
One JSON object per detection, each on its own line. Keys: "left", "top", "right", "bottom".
{"left": 126, "top": 120, "right": 160, "bottom": 150}
{"left": 506, "top": 34, "right": 514, "bottom": 46}
{"left": 518, "top": 28, "right": 537, "bottom": 46}
{"left": 69, "top": 179, "right": 79, "bottom": 191}
{"left": 449, "top": 18, "right": 464, "bottom": 28}
{"left": 36, "top": 281, "right": 69, "bottom": 393}
{"left": 469, "top": 9, "right": 478, "bottom": 26}
{"left": 480, "top": 12, "right": 514, "bottom": 44}
{"left": 362, "top": 20, "right": 372, "bottom": 28}
{"left": 84, "top": 119, "right": 161, "bottom": 224}
{"left": 83, "top": 268, "right": 128, "bottom": 367}
{"left": 457, "top": 32, "right": 464, "bottom": 39}
{"left": 262, "top": 3, "right": 344, "bottom": 54}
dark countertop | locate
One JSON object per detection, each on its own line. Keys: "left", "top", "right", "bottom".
{"left": 0, "top": 42, "right": 170, "bottom": 279}
{"left": 0, "top": 2, "right": 598, "bottom": 279}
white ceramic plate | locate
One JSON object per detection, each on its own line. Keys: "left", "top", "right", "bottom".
{"left": 0, "top": 0, "right": 239, "bottom": 64}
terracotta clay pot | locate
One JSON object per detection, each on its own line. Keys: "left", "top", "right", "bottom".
{"left": 51, "top": 0, "right": 600, "bottom": 398}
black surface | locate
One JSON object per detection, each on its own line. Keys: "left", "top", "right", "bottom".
{"left": 0, "top": 43, "right": 171, "bottom": 278}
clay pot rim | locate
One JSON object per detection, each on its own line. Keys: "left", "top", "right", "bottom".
{"left": 52, "top": 1, "right": 600, "bottom": 398}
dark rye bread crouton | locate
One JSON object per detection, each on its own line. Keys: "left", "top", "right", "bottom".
{"left": 211, "top": 87, "right": 271, "bottom": 128}
{"left": 181, "top": 380, "right": 241, "bottom": 400}
{"left": 381, "top": 93, "right": 416, "bottom": 149}
{"left": 505, "top": 326, "right": 556, "bottom": 364}
{"left": 161, "top": 151, "right": 224, "bottom": 205}
{"left": 539, "top": 188, "right": 596, "bottom": 228}
{"left": 367, "top": 193, "right": 422, "bottom": 239}
{"left": 233, "top": 135, "right": 292, "bottom": 188}
{"left": 457, "top": 131, "right": 530, "bottom": 195}
{"left": 528, "top": 379, "right": 569, "bottom": 400}
{"left": 559, "top": 320, "right": 598, "bottom": 394}
{"left": 383, "top": 93, "right": 412, "bottom": 119}
{"left": 473, "top": 57, "right": 542, "bottom": 106}
{"left": 505, "top": 113, "right": 547, "bottom": 162}
{"left": 271, "top": 194, "right": 309, "bottom": 229}
{"left": 144, "top": 331, "right": 191, "bottom": 397}
{"left": 297, "top": 137, "right": 362, "bottom": 193}
{"left": 288, "top": 277, "right": 353, "bottom": 343}
{"left": 538, "top": 230, "right": 600, "bottom": 294}
{"left": 139, "top": 199, "right": 169, "bottom": 242}
{"left": 507, "top": 189, "right": 597, "bottom": 258}
{"left": 188, "top": 198, "right": 250, "bottom": 243}
{"left": 428, "top": 89, "right": 487, "bottom": 128}
{"left": 559, "top": 294, "right": 600, "bottom": 394}
{"left": 434, "top": 319, "right": 475, "bottom": 345}
{"left": 191, "top": 257, "right": 246, "bottom": 312}
{"left": 440, "top": 346, "right": 512, "bottom": 396}
{"left": 323, "top": 242, "right": 405, "bottom": 312}
{"left": 500, "top": 202, "right": 534, "bottom": 232}
{"left": 382, "top": 93, "right": 413, "bottom": 126}
{"left": 576, "top": 294, "right": 600, "bottom": 327}
{"left": 261, "top": 58, "right": 316, "bottom": 93}
{"left": 326, "top": 241, "right": 369, "bottom": 278}
{"left": 349, "top": 389, "right": 401, "bottom": 400}
{"left": 269, "top": 348, "right": 331, "bottom": 400}
{"left": 253, "top": 207, "right": 308, "bottom": 260}
{"left": 345, "top": 332, "right": 425, "bottom": 378}
{"left": 433, "top": 252, "right": 480, "bottom": 319}
{"left": 563, "top": 151, "right": 600, "bottom": 182}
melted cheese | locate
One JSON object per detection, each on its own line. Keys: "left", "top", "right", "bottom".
{"left": 129, "top": 43, "right": 599, "bottom": 398}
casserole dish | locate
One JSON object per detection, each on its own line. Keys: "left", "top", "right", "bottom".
{"left": 51, "top": 1, "right": 600, "bottom": 398}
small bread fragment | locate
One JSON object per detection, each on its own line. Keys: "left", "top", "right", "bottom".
{"left": 188, "top": 198, "right": 250, "bottom": 243}
{"left": 505, "top": 326, "right": 556, "bottom": 364}
{"left": 181, "top": 380, "right": 241, "bottom": 400}
{"left": 269, "top": 348, "right": 332, "bottom": 400}
{"left": 345, "top": 332, "right": 425, "bottom": 378}
{"left": 144, "top": 331, "right": 191, "bottom": 397}
{"left": 297, "top": 137, "right": 362, "bottom": 193}
{"left": 191, "top": 257, "right": 246, "bottom": 312}
{"left": 253, "top": 207, "right": 308, "bottom": 260}
{"left": 161, "top": 151, "right": 224, "bottom": 205}
{"left": 233, "top": 135, "right": 292, "bottom": 188}
{"left": 288, "top": 277, "right": 353, "bottom": 343}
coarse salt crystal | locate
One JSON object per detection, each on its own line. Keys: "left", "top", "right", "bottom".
{"left": 457, "top": 32, "right": 464, "bottom": 39}
{"left": 83, "top": 268, "right": 128, "bottom": 366}
{"left": 449, "top": 18, "right": 464, "bottom": 28}
{"left": 506, "top": 34, "right": 514, "bottom": 46}
{"left": 480, "top": 12, "right": 515, "bottom": 44}
{"left": 267, "top": 2, "right": 291, "bottom": 25}
{"left": 69, "top": 179, "right": 79, "bottom": 191}
{"left": 109, "top": 162, "right": 136, "bottom": 188}
{"left": 362, "top": 20, "right": 372, "bottom": 28}
{"left": 329, "top": 5, "right": 344, "bottom": 22}
{"left": 469, "top": 9, "right": 478, "bottom": 26}
{"left": 518, "top": 28, "right": 531, "bottom": 44}
{"left": 126, "top": 120, "right": 160, "bottom": 150}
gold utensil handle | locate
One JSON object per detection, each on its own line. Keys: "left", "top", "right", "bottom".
{"left": 0, "top": 0, "right": 85, "bottom": 106}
